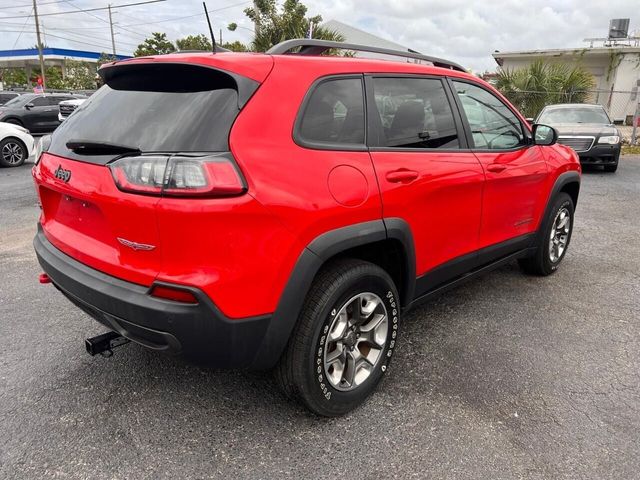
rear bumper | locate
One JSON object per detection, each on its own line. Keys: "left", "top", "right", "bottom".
{"left": 578, "top": 144, "right": 620, "bottom": 164}
{"left": 34, "top": 226, "right": 272, "bottom": 368}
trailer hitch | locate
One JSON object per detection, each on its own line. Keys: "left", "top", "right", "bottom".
{"left": 85, "top": 331, "right": 130, "bottom": 357}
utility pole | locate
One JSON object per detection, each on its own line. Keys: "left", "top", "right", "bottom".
{"left": 253, "top": 0, "right": 260, "bottom": 36}
{"left": 32, "top": 0, "right": 46, "bottom": 89}
{"left": 108, "top": 4, "right": 116, "bottom": 55}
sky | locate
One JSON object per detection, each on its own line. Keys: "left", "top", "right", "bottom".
{"left": 0, "top": 0, "right": 637, "bottom": 72}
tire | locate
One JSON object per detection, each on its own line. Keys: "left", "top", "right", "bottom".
{"left": 0, "top": 137, "right": 28, "bottom": 167}
{"left": 275, "top": 259, "right": 400, "bottom": 416}
{"left": 603, "top": 163, "right": 618, "bottom": 173}
{"left": 519, "top": 192, "right": 574, "bottom": 276}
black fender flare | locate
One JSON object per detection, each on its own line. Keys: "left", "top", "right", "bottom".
{"left": 250, "top": 218, "right": 416, "bottom": 369}
{"left": 535, "top": 171, "right": 580, "bottom": 243}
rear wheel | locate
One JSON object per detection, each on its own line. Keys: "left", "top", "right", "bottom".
{"left": 275, "top": 259, "right": 400, "bottom": 416}
{"left": 0, "top": 137, "right": 28, "bottom": 167}
{"left": 519, "top": 192, "right": 574, "bottom": 276}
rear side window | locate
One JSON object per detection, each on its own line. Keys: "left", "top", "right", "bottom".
{"left": 49, "top": 64, "right": 249, "bottom": 160}
{"left": 297, "top": 77, "right": 365, "bottom": 147}
{"left": 371, "top": 77, "right": 460, "bottom": 149}
{"left": 453, "top": 81, "right": 525, "bottom": 150}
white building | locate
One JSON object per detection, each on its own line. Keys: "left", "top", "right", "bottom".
{"left": 492, "top": 46, "right": 640, "bottom": 123}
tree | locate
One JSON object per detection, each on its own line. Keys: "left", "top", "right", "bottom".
{"left": 221, "top": 40, "right": 248, "bottom": 52}
{"left": 176, "top": 34, "right": 212, "bottom": 51}
{"left": 0, "top": 68, "right": 28, "bottom": 88}
{"left": 97, "top": 52, "right": 118, "bottom": 67}
{"left": 63, "top": 60, "right": 97, "bottom": 89}
{"left": 134, "top": 32, "right": 176, "bottom": 57}
{"left": 242, "top": 0, "right": 343, "bottom": 52}
{"left": 496, "top": 60, "right": 596, "bottom": 118}
{"left": 42, "top": 66, "right": 65, "bottom": 89}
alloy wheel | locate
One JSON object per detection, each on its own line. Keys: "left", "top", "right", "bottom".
{"left": 1, "top": 142, "right": 24, "bottom": 165}
{"left": 549, "top": 207, "right": 571, "bottom": 263}
{"left": 323, "top": 292, "right": 389, "bottom": 392}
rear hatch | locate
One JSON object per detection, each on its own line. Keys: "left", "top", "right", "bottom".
{"left": 34, "top": 58, "right": 268, "bottom": 286}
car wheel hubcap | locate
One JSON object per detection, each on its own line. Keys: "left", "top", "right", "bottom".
{"left": 549, "top": 207, "right": 571, "bottom": 263}
{"left": 2, "top": 142, "right": 24, "bottom": 165}
{"left": 323, "top": 292, "right": 388, "bottom": 392}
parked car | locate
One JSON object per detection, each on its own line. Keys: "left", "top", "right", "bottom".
{"left": 58, "top": 98, "right": 87, "bottom": 122}
{"left": 0, "top": 93, "right": 85, "bottom": 134}
{"left": 32, "top": 40, "right": 581, "bottom": 416}
{"left": 0, "top": 121, "right": 34, "bottom": 167}
{"left": 0, "top": 91, "right": 21, "bottom": 106}
{"left": 536, "top": 103, "right": 621, "bottom": 172}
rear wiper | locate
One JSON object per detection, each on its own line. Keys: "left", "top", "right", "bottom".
{"left": 66, "top": 139, "right": 141, "bottom": 155}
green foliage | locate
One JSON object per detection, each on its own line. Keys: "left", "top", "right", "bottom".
{"left": 97, "top": 52, "right": 118, "bottom": 67}
{"left": 176, "top": 34, "right": 212, "bottom": 51}
{"left": 134, "top": 32, "right": 176, "bottom": 57}
{"left": 63, "top": 60, "right": 97, "bottom": 89}
{"left": 0, "top": 68, "right": 28, "bottom": 88}
{"left": 221, "top": 41, "right": 248, "bottom": 52}
{"left": 243, "top": 0, "right": 343, "bottom": 52}
{"left": 42, "top": 66, "right": 65, "bottom": 89}
{"left": 496, "top": 60, "right": 596, "bottom": 118}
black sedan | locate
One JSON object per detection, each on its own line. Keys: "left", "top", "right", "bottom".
{"left": 535, "top": 104, "right": 621, "bottom": 172}
{"left": 0, "top": 93, "right": 85, "bottom": 134}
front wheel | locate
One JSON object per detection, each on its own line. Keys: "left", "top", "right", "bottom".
{"left": 0, "top": 137, "right": 28, "bottom": 167}
{"left": 275, "top": 259, "right": 400, "bottom": 416}
{"left": 519, "top": 192, "right": 574, "bottom": 276}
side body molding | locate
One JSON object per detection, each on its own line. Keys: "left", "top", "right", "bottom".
{"left": 250, "top": 218, "right": 416, "bottom": 369}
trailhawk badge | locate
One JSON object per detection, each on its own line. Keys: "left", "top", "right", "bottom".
{"left": 117, "top": 237, "right": 156, "bottom": 251}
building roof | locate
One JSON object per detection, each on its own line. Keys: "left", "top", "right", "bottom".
{"left": 0, "top": 47, "right": 130, "bottom": 62}
{"left": 493, "top": 45, "right": 640, "bottom": 59}
{"left": 323, "top": 20, "right": 411, "bottom": 52}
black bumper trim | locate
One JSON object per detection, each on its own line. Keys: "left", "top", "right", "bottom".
{"left": 34, "top": 226, "right": 273, "bottom": 368}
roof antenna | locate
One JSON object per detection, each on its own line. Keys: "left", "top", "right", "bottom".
{"left": 203, "top": 2, "right": 216, "bottom": 53}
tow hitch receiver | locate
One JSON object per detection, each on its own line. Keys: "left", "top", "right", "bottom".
{"left": 85, "top": 331, "right": 130, "bottom": 357}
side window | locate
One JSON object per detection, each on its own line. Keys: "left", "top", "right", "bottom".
{"left": 31, "top": 97, "right": 49, "bottom": 107}
{"left": 453, "top": 81, "right": 525, "bottom": 150}
{"left": 297, "top": 77, "right": 365, "bottom": 146}
{"left": 371, "top": 77, "right": 459, "bottom": 149}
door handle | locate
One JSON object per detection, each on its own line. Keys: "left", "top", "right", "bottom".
{"left": 486, "top": 163, "right": 507, "bottom": 173}
{"left": 386, "top": 169, "right": 419, "bottom": 183}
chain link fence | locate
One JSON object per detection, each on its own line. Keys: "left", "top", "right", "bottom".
{"left": 500, "top": 89, "right": 639, "bottom": 143}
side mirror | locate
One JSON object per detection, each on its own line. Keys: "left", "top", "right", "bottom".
{"left": 532, "top": 124, "right": 557, "bottom": 146}
{"left": 24, "top": 103, "right": 34, "bottom": 110}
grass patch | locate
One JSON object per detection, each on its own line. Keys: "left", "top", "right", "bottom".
{"left": 622, "top": 144, "right": 640, "bottom": 156}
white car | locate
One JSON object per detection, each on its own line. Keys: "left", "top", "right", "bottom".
{"left": 58, "top": 98, "right": 87, "bottom": 122}
{"left": 0, "top": 122, "right": 35, "bottom": 167}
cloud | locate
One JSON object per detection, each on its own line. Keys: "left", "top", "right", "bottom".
{"left": 0, "top": 0, "right": 636, "bottom": 72}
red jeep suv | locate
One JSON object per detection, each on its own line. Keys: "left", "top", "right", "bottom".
{"left": 33, "top": 39, "right": 580, "bottom": 416}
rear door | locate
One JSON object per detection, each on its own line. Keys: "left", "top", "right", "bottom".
{"left": 22, "top": 96, "right": 51, "bottom": 132}
{"left": 367, "top": 75, "right": 485, "bottom": 292}
{"left": 451, "top": 80, "right": 548, "bottom": 252}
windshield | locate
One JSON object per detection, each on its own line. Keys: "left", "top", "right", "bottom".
{"left": 538, "top": 106, "right": 610, "bottom": 124}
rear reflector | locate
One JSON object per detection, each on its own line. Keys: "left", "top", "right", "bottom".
{"left": 109, "top": 154, "right": 246, "bottom": 197}
{"left": 39, "top": 273, "right": 51, "bottom": 284}
{"left": 149, "top": 284, "right": 199, "bottom": 304}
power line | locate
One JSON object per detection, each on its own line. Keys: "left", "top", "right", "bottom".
{"left": 0, "top": 0, "right": 167, "bottom": 20}
{"left": 11, "top": 6, "right": 33, "bottom": 49}
{"left": 0, "top": 0, "right": 75, "bottom": 10}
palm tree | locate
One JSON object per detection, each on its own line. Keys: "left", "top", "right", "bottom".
{"left": 496, "top": 60, "right": 595, "bottom": 118}
{"left": 242, "top": 0, "right": 344, "bottom": 53}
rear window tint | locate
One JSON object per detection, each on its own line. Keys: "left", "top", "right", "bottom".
{"left": 49, "top": 64, "right": 245, "bottom": 160}
{"left": 296, "top": 77, "right": 365, "bottom": 147}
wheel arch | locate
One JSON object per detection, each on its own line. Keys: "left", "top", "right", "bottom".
{"left": 250, "top": 218, "right": 416, "bottom": 369}
{"left": 536, "top": 171, "right": 580, "bottom": 243}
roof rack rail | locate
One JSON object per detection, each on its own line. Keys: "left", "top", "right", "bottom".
{"left": 266, "top": 39, "right": 466, "bottom": 73}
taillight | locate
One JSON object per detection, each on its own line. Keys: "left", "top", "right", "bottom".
{"left": 109, "top": 154, "right": 246, "bottom": 197}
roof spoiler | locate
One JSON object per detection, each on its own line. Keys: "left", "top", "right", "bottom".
{"left": 267, "top": 38, "right": 466, "bottom": 73}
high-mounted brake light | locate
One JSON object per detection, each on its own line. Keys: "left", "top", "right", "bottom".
{"left": 109, "top": 154, "right": 246, "bottom": 197}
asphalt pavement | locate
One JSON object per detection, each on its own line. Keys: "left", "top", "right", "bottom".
{"left": 1, "top": 157, "right": 639, "bottom": 479}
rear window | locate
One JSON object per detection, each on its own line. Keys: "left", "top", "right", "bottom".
{"left": 49, "top": 64, "right": 246, "bottom": 159}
